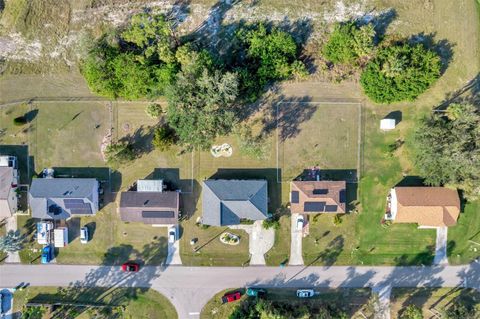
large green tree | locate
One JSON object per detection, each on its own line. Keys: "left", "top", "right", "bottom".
{"left": 166, "top": 68, "right": 239, "bottom": 150}
{"left": 0, "top": 230, "right": 24, "bottom": 253}
{"left": 360, "top": 42, "right": 441, "bottom": 103}
{"left": 412, "top": 103, "right": 480, "bottom": 200}
{"left": 400, "top": 305, "right": 424, "bottom": 319}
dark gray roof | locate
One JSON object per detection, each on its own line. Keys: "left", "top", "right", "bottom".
{"left": 29, "top": 178, "right": 99, "bottom": 219}
{"left": 202, "top": 180, "right": 268, "bottom": 226}
{"left": 119, "top": 191, "right": 179, "bottom": 225}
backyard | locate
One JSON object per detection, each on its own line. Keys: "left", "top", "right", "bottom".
{"left": 13, "top": 286, "right": 177, "bottom": 319}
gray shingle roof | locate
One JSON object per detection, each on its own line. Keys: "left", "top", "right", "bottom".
{"left": 119, "top": 191, "right": 179, "bottom": 225}
{"left": 202, "top": 180, "right": 268, "bottom": 226}
{"left": 29, "top": 178, "right": 99, "bottom": 219}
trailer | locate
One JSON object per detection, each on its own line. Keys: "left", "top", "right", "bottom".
{"left": 54, "top": 227, "right": 68, "bottom": 248}
{"left": 37, "top": 222, "right": 53, "bottom": 245}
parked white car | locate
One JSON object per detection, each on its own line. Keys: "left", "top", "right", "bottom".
{"left": 296, "top": 215, "right": 304, "bottom": 231}
{"left": 80, "top": 227, "right": 89, "bottom": 244}
{"left": 168, "top": 227, "right": 176, "bottom": 243}
{"left": 296, "top": 289, "right": 315, "bottom": 298}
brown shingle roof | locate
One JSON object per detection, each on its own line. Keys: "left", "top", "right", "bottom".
{"left": 394, "top": 187, "right": 460, "bottom": 227}
{"left": 119, "top": 191, "right": 179, "bottom": 225}
{"left": 290, "top": 181, "right": 346, "bottom": 214}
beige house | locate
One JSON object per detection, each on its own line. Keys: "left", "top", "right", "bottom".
{"left": 290, "top": 181, "right": 346, "bottom": 214}
{"left": 0, "top": 165, "right": 18, "bottom": 218}
{"left": 386, "top": 187, "right": 460, "bottom": 227}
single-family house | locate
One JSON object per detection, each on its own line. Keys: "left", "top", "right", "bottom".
{"left": 202, "top": 180, "right": 268, "bottom": 226}
{"left": 386, "top": 187, "right": 460, "bottom": 227}
{"left": 290, "top": 180, "right": 346, "bottom": 214}
{"left": 119, "top": 179, "right": 179, "bottom": 226}
{"left": 0, "top": 157, "right": 18, "bottom": 218}
{"left": 29, "top": 178, "right": 99, "bottom": 220}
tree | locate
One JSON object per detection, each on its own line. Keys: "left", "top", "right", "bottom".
{"left": 166, "top": 68, "right": 239, "bottom": 150}
{"left": 400, "top": 305, "right": 424, "bottom": 319}
{"left": 0, "top": 230, "right": 24, "bottom": 253}
{"left": 360, "top": 42, "right": 441, "bottom": 103}
{"left": 121, "top": 13, "right": 178, "bottom": 63}
{"left": 323, "top": 22, "right": 375, "bottom": 64}
{"left": 444, "top": 301, "right": 479, "bottom": 319}
{"left": 412, "top": 103, "right": 480, "bottom": 200}
{"left": 104, "top": 141, "right": 135, "bottom": 166}
{"left": 152, "top": 124, "right": 176, "bottom": 151}
{"left": 145, "top": 103, "right": 162, "bottom": 119}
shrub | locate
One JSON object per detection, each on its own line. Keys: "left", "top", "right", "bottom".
{"left": 152, "top": 124, "right": 176, "bottom": 151}
{"left": 323, "top": 22, "right": 375, "bottom": 64}
{"left": 145, "top": 103, "right": 162, "bottom": 119}
{"left": 104, "top": 141, "right": 135, "bottom": 166}
{"left": 399, "top": 305, "right": 423, "bottom": 319}
{"left": 13, "top": 116, "right": 27, "bottom": 126}
{"left": 333, "top": 214, "right": 343, "bottom": 226}
{"left": 263, "top": 218, "right": 280, "bottom": 230}
{"left": 360, "top": 42, "right": 441, "bottom": 103}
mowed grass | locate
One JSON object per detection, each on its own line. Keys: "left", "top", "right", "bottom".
{"left": 356, "top": 107, "right": 436, "bottom": 265}
{"left": 278, "top": 103, "right": 360, "bottom": 181}
{"left": 264, "top": 215, "right": 291, "bottom": 266}
{"left": 447, "top": 201, "right": 480, "bottom": 265}
{"left": 13, "top": 286, "right": 177, "bottom": 319}
{"left": 201, "top": 288, "right": 372, "bottom": 319}
{"left": 390, "top": 288, "right": 480, "bottom": 319}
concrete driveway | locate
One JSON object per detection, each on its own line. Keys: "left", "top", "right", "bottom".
{"left": 166, "top": 226, "right": 182, "bottom": 265}
{"left": 434, "top": 227, "right": 448, "bottom": 265}
{"left": 230, "top": 221, "right": 274, "bottom": 265}
{"left": 4, "top": 216, "right": 20, "bottom": 264}
{"left": 289, "top": 213, "right": 304, "bottom": 265}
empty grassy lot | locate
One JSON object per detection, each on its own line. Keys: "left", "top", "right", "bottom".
{"left": 201, "top": 288, "right": 372, "bottom": 319}
{"left": 390, "top": 288, "right": 480, "bottom": 319}
{"left": 13, "top": 286, "right": 177, "bottom": 319}
{"left": 277, "top": 102, "right": 360, "bottom": 181}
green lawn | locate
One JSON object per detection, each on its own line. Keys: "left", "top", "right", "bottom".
{"left": 265, "top": 215, "right": 290, "bottom": 266}
{"left": 13, "top": 286, "right": 177, "bottom": 319}
{"left": 390, "top": 288, "right": 480, "bottom": 319}
{"left": 448, "top": 201, "right": 480, "bottom": 265}
{"left": 201, "top": 288, "right": 372, "bottom": 319}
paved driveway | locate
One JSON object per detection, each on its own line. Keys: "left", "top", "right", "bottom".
{"left": 289, "top": 213, "right": 304, "bottom": 266}
{"left": 4, "top": 216, "right": 20, "bottom": 264}
{"left": 434, "top": 227, "right": 448, "bottom": 265}
{"left": 166, "top": 226, "right": 182, "bottom": 265}
{"left": 230, "top": 221, "right": 274, "bottom": 265}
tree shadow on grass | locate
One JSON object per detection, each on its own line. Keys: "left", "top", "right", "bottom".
{"left": 436, "top": 73, "right": 480, "bottom": 111}
{"left": 261, "top": 94, "right": 316, "bottom": 142}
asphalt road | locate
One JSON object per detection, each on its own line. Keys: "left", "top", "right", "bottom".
{"left": 1, "top": 263, "right": 479, "bottom": 319}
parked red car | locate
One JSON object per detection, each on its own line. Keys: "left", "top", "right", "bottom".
{"left": 221, "top": 291, "right": 241, "bottom": 304}
{"left": 121, "top": 262, "right": 140, "bottom": 272}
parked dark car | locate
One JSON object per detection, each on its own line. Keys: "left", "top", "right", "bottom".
{"left": 221, "top": 291, "right": 241, "bottom": 303}
{"left": 41, "top": 245, "right": 53, "bottom": 264}
{"left": 121, "top": 262, "right": 140, "bottom": 272}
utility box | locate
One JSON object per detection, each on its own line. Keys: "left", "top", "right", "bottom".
{"left": 54, "top": 227, "right": 68, "bottom": 248}
{"left": 37, "top": 222, "right": 53, "bottom": 245}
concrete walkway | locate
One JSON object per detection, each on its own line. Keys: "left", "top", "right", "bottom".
{"left": 1, "top": 263, "right": 480, "bottom": 319}
{"left": 289, "top": 213, "right": 304, "bottom": 265}
{"left": 434, "top": 227, "right": 448, "bottom": 265}
{"left": 373, "top": 284, "right": 392, "bottom": 319}
{"left": 4, "top": 216, "right": 20, "bottom": 264}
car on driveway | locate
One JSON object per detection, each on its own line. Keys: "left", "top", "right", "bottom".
{"left": 41, "top": 245, "right": 53, "bottom": 264}
{"left": 168, "top": 228, "right": 176, "bottom": 243}
{"left": 296, "top": 289, "right": 315, "bottom": 298}
{"left": 80, "top": 227, "right": 89, "bottom": 244}
{"left": 296, "top": 215, "right": 304, "bottom": 231}
{"left": 121, "top": 262, "right": 140, "bottom": 272}
{"left": 221, "top": 291, "right": 241, "bottom": 303}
